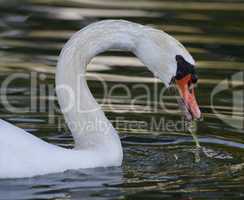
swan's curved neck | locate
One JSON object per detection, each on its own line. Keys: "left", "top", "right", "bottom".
{"left": 55, "top": 20, "right": 185, "bottom": 150}
{"left": 56, "top": 20, "right": 144, "bottom": 150}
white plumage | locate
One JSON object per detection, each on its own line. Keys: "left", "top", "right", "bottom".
{"left": 0, "top": 20, "right": 194, "bottom": 178}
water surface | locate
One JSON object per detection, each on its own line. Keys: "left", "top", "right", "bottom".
{"left": 0, "top": 0, "right": 244, "bottom": 199}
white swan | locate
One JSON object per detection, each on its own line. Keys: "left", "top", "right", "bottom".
{"left": 0, "top": 20, "right": 201, "bottom": 179}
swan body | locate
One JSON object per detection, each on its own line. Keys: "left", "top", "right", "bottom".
{"left": 0, "top": 20, "right": 195, "bottom": 178}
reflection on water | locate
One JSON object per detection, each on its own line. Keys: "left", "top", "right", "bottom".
{"left": 0, "top": 0, "right": 244, "bottom": 199}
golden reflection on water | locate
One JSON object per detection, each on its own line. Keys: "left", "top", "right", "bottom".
{"left": 31, "top": 0, "right": 244, "bottom": 11}
{"left": 0, "top": 0, "right": 244, "bottom": 199}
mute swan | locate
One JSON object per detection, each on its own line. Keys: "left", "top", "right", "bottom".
{"left": 0, "top": 20, "right": 201, "bottom": 178}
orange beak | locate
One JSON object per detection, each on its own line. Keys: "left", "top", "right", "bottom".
{"left": 176, "top": 74, "right": 201, "bottom": 120}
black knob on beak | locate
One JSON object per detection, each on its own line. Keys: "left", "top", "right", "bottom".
{"left": 192, "top": 74, "right": 198, "bottom": 84}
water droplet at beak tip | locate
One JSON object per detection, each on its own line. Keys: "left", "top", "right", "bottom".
{"left": 196, "top": 115, "right": 204, "bottom": 122}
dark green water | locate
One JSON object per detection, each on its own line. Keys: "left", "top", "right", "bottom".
{"left": 0, "top": 0, "right": 244, "bottom": 199}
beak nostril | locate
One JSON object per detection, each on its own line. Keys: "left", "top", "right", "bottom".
{"left": 189, "top": 85, "right": 194, "bottom": 93}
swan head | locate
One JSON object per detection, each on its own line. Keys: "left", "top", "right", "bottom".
{"left": 173, "top": 55, "right": 201, "bottom": 121}
{"left": 136, "top": 31, "right": 201, "bottom": 121}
